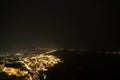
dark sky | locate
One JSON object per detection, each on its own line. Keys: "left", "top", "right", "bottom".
{"left": 0, "top": 0, "right": 120, "bottom": 50}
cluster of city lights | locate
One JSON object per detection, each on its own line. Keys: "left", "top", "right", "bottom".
{"left": 0, "top": 49, "right": 63, "bottom": 80}
{"left": 19, "top": 53, "right": 62, "bottom": 71}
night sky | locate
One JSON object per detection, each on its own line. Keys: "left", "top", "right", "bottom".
{"left": 0, "top": 0, "right": 120, "bottom": 50}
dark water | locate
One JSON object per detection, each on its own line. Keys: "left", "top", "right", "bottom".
{"left": 45, "top": 50, "right": 120, "bottom": 80}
